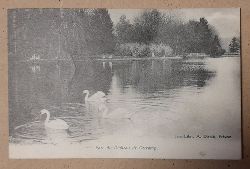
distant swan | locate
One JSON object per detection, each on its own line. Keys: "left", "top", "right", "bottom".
{"left": 41, "top": 109, "right": 69, "bottom": 130}
{"left": 98, "top": 104, "right": 133, "bottom": 120}
{"left": 83, "top": 90, "right": 106, "bottom": 103}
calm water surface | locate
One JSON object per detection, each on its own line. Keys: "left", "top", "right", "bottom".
{"left": 9, "top": 57, "right": 241, "bottom": 144}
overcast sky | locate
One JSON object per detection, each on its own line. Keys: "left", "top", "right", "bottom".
{"left": 109, "top": 8, "right": 240, "bottom": 40}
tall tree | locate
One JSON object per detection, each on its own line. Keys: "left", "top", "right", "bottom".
{"left": 229, "top": 37, "right": 240, "bottom": 53}
{"left": 133, "top": 9, "right": 161, "bottom": 44}
{"left": 89, "top": 9, "right": 115, "bottom": 54}
{"left": 181, "top": 18, "right": 224, "bottom": 56}
{"left": 198, "top": 18, "right": 213, "bottom": 54}
{"left": 157, "top": 13, "right": 184, "bottom": 54}
{"left": 60, "top": 9, "right": 115, "bottom": 62}
{"left": 210, "top": 35, "right": 225, "bottom": 56}
{"left": 115, "top": 15, "right": 133, "bottom": 43}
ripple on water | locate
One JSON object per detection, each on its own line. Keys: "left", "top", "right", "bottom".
{"left": 13, "top": 104, "right": 103, "bottom": 144}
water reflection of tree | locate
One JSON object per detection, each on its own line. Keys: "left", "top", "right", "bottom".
{"left": 114, "top": 60, "right": 215, "bottom": 93}
{"left": 9, "top": 62, "right": 75, "bottom": 135}
{"left": 68, "top": 61, "right": 112, "bottom": 103}
{"left": 9, "top": 59, "right": 215, "bottom": 136}
{"left": 178, "top": 62, "right": 216, "bottom": 88}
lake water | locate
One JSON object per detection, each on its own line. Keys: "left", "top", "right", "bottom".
{"left": 9, "top": 57, "right": 241, "bottom": 145}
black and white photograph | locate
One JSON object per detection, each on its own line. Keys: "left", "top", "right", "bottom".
{"left": 8, "top": 8, "right": 241, "bottom": 159}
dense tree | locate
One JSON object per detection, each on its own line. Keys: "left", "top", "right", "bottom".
{"left": 156, "top": 13, "right": 184, "bottom": 54}
{"left": 210, "top": 35, "right": 225, "bottom": 56}
{"left": 115, "top": 15, "right": 133, "bottom": 43}
{"left": 9, "top": 9, "right": 115, "bottom": 63}
{"left": 133, "top": 9, "right": 161, "bottom": 44}
{"left": 89, "top": 9, "right": 115, "bottom": 54}
{"left": 61, "top": 9, "right": 115, "bottom": 61}
{"left": 172, "top": 18, "right": 225, "bottom": 56}
{"left": 114, "top": 10, "right": 225, "bottom": 57}
{"left": 9, "top": 8, "right": 227, "bottom": 61}
{"left": 181, "top": 18, "right": 217, "bottom": 55}
{"left": 198, "top": 18, "right": 213, "bottom": 54}
{"left": 229, "top": 37, "right": 240, "bottom": 53}
{"left": 8, "top": 9, "right": 62, "bottom": 61}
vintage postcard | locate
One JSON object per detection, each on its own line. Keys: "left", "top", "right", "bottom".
{"left": 8, "top": 8, "right": 241, "bottom": 159}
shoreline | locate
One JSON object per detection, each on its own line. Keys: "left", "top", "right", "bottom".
{"left": 15, "top": 55, "right": 240, "bottom": 63}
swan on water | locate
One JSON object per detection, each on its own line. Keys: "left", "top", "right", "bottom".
{"left": 40, "top": 109, "right": 69, "bottom": 130}
{"left": 83, "top": 90, "right": 106, "bottom": 103}
{"left": 98, "top": 104, "right": 133, "bottom": 119}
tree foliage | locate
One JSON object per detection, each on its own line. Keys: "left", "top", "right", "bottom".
{"left": 115, "top": 10, "right": 225, "bottom": 56}
{"left": 229, "top": 37, "right": 240, "bottom": 53}
{"left": 9, "top": 9, "right": 115, "bottom": 62}
{"left": 115, "top": 15, "right": 133, "bottom": 43}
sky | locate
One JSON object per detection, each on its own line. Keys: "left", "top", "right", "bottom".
{"left": 109, "top": 8, "right": 240, "bottom": 49}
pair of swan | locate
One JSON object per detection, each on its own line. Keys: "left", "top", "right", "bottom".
{"left": 39, "top": 90, "right": 105, "bottom": 130}
{"left": 40, "top": 106, "right": 132, "bottom": 131}
{"left": 40, "top": 90, "right": 131, "bottom": 130}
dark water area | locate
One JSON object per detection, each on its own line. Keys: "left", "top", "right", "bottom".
{"left": 8, "top": 57, "right": 241, "bottom": 144}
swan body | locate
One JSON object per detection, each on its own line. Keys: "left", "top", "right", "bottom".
{"left": 98, "top": 104, "right": 133, "bottom": 119}
{"left": 83, "top": 90, "right": 106, "bottom": 103}
{"left": 41, "top": 109, "right": 69, "bottom": 130}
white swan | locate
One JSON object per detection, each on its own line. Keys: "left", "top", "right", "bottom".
{"left": 98, "top": 104, "right": 133, "bottom": 119}
{"left": 83, "top": 90, "right": 106, "bottom": 103}
{"left": 40, "top": 109, "right": 69, "bottom": 130}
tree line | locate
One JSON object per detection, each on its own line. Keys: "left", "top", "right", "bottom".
{"left": 9, "top": 9, "right": 239, "bottom": 62}
{"left": 115, "top": 9, "right": 226, "bottom": 57}
{"left": 9, "top": 9, "right": 115, "bottom": 63}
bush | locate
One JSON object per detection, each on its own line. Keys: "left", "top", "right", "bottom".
{"left": 149, "top": 43, "right": 173, "bottom": 57}
{"left": 114, "top": 44, "right": 133, "bottom": 56}
{"left": 114, "top": 43, "right": 172, "bottom": 58}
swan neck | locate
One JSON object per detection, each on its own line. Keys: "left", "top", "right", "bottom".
{"left": 84, "top": 91, "right": 89, "bottom": 102}
{"left": 45, "top": 112, "right": 50, "bottom": 124}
